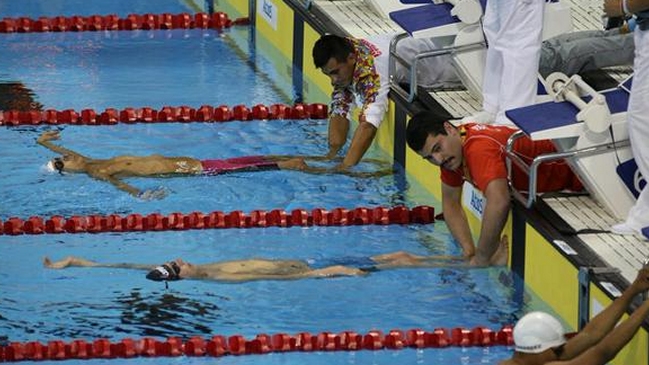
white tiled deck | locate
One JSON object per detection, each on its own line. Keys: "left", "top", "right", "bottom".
{"left": 310, "top": 0, "right": 647, "bottom": 285}
{"left": 544, "top": 195, "right": 648, "bottom": 283}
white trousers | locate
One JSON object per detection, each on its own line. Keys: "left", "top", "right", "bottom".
{"left": 622, "top": 28, "right": 649, "bottom": 231}
{"left": 481, "top": 0, "right": 544, "bottom": 125}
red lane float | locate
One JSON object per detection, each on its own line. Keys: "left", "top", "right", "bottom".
{"left": 0, "top": 103, "right": 328, "bottom": 126}
{"left": 0, "top": 205, "right": 435, "bottom": 236}
{"left": 0, "top": 326, "right": 513, "bottom": 362}
{"left": 0, "top": 12, "right": 247, "bottom": 33}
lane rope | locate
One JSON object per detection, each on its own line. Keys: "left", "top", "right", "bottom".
{"left": 0, "top": 326, "right": 514, "bottom": 362}
{"left": 0, "top": 103, "right": 328, "bottom": 126}
{"left": 0, "top": 12, "right": 248, "bottom": 33}
{"left": 0, "top": 205, "right": 435, "bottom": 235}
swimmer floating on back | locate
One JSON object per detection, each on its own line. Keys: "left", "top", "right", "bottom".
{"left": 43, "top": 240, "right": 509, "bottom": 283}
{"left": 37, "top": 131, "right": 392, "bottom": 199}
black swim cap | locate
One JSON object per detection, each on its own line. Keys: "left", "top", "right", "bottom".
{"left": 146, "top": 261, "right": 181, "bottom": 282}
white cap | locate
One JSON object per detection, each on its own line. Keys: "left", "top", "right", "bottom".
{"left": 513, "top": 311, "right": 566, "bottom": 354}
{"left": 45, "top": 160, "right": 56, "bottom": 172}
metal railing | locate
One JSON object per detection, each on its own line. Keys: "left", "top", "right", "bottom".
{"left": 504, "top": 129, "right": 631, "bottom": 208}
{"left": 388, "top": 32, "right": 485, "bottom": 103}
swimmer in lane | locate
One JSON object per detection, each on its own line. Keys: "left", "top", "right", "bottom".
{"left": 43, "top": 240, "right": 509, "bottom": 283}
{"left": 37, "top": 131, "right": 392, "bottom": 199}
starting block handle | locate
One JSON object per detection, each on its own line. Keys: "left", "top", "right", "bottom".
{"left": 546, "top": 72, "right": 612, "bottom": 133}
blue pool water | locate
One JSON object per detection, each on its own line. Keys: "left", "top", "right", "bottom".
{"left": 0, "top": 29, "right": 286, "bottom": 111}
{"left": 0, "top": 1, "right": 529, "bottom": 364}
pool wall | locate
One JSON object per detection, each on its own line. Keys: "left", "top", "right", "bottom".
{"left": 216, "top": 1, "right": 649, "bottom": 364}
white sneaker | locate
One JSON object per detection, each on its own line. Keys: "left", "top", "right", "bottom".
{"left": 461, "top": 110, "right": 495, "bottom": 124}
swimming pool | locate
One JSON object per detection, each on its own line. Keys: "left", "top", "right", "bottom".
{"left": 1, "top": 1, "right": 525, "bottom": 363}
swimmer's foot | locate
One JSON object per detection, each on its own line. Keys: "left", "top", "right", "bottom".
{"left": 489, "top": 235, "right": 510, "bottom": 266}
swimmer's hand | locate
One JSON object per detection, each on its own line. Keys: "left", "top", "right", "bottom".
{"left": 38, "top": 131, "right": 61, "bottom": 144}
{"left": 137, "top": 187, "right": 168, "bottom": 200}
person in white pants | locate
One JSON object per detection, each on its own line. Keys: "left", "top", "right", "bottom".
{"left": 608, "top": 1, "right": 649, "bottom": 235}
{"left": 477, "top": 0, "right": 544, "bottom": 126}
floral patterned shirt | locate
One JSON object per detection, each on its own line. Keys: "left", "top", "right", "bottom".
{"left": 329, "top": 36, "right": 390, "bottom": 127}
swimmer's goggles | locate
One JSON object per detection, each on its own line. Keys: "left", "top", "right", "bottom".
{"left": 146, "top": 261, "right": 182, "bottom": 282}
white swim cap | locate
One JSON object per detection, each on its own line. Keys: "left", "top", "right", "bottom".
{"left": 513, "top": 311, "right": 566, "bottom": 354}
{"left": 45, "top": 160, "right": 56, "bottom": 172}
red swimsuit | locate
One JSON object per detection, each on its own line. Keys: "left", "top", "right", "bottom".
{"left": 200, "top": 156, "right": 279, "bottom": 175}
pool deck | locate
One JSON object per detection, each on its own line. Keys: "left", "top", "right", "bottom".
{"left": 310, "top": 0, "right": 647, "bottom": 290}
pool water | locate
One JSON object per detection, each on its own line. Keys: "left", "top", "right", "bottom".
{"left": 0, "top": 29, "right": 286, "bottom": 111}
{"left": 0, "top": 1, "right": 528, "bottom": 364}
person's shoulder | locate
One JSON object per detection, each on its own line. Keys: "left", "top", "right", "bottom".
{"left": 463, "top": 123, "right": 515, "bottom": 144}
{"left": 462, "top": 122, "right": 499, "bottom": 134}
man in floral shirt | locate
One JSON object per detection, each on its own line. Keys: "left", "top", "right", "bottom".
{"left": 312, "top": 34, "right": 391, "bottom": 170}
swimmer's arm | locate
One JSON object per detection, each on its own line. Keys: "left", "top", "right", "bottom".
{"left": 44, "top": 256, "right": 155, "bottom": 271}
{"left": 556, "top": 268, "right": 649, "bottom": 361}
{"left": 548, "top": 299, "right": 649, "bottom": 365}
{"left": 89, "top": 172, "right": 141, "bottom": 197}
{"left": 90, "top": 263, "right": 156, "bottom": 270}
{"left": 37, "top": 131, "right": 88, "bottom": 159}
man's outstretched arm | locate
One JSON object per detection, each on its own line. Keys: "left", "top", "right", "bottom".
{"left": 88, "top": 172, "right": 141, "bottom": 196}
{"left": 37, "top": 131, "right": 87, "bottom": 159}
{"left": 557, "top": 297, "right": 649, "bottom": 365}
{"left": 88, "top": 172, "right": 166, "bottom": 200}
{"left": 442, "top": 183, "right": 476, "bottom": 258}
{"left": 339, "top": 121, "right": 377, "bottom": 168}
{"left": 44, "top": 256, "right": 155, "bottom": 271}
{"left": 555, "top": 267, "right": 649, "bottom": 362}
{"left": 326, "top": 114, "right": 350, "bottom": 159}
{"left": 471, "top": 178, "right": 511, "bottom": 267}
